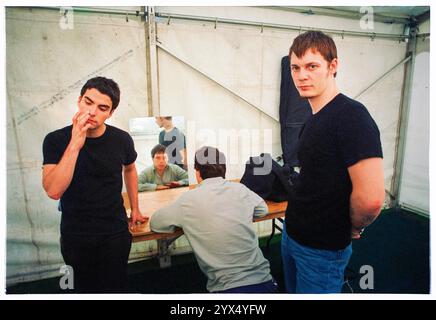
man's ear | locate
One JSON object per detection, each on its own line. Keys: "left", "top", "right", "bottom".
{"left": 195, "top": 169, "right": 202, "bottom": 183}
{"left": 329, "top": 58, "right": 338, "bottom": 75}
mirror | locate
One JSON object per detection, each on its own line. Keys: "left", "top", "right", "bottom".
{"left": 129, "top": 116, "right": 189, "bottom": 192}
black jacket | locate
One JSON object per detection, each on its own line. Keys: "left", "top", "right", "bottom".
{"left": 279, "top": 55, "right": 312, "bottom": 167}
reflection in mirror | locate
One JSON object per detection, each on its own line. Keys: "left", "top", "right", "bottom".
{"left": 129, "top": 116, "right": 189, "bottom": 192}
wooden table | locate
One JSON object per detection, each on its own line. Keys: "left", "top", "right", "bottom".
{"left": 128, "top": 185, "right": 287, "bottom": 267}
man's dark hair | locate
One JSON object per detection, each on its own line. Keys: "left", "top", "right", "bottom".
{"left": 194, "top": 146, "right": 226, "bottom": 179}
{"left": 289, "top": 31, "right": 338, "bottom": 77}
{"left": 151, "top": 144, "right": 166, "bottom": 159}
{"left": 80, "top": 76, "right": 121, "bottom": 111}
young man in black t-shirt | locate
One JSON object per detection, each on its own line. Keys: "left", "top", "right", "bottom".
{"left": 42, "top": 77, "right": 147, "bottom": 293}
{"left": 282, "top": 31, "right": 385, "bottom": 293}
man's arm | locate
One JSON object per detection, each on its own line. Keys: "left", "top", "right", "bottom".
{"left": 348, "top": 157, "right": 385, "bottom": 239}
{"left": 124, "top": 163, "right": 147, "bottom": 224}
{"left": 180, "top": 148, "right": 188, "bottom": 170}
{"left": 173, "top": 165, "right": 189, "bottom": 186}
{"left": 253, "top": 200, "right": 269, "bottom": 218}
{"left": 42, "top": 111, "right": 91, "bottom": 200}
{"left": 138, "top": 169, "right": 161, "bottom": 191}
{"left": 150, "top": 197, "right": 183, "bottom": 233}
{"left": 246, "top": 187, "right": 268, "bottom": 218}
{"left": 138, "top": 182, "right": 158, "bottom": 192}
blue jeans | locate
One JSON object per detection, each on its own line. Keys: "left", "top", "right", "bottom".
{"left": 281, "top": 223, "right": 352, "bottom": 293}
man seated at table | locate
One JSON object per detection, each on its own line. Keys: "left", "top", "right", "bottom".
{"left": 150, "top": 146, "right": 277, "bottom": 293}
{"left": 138, "top": 144, "right": 189, "bottom": 192}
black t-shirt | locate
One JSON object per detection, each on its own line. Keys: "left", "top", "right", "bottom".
{"left": 285, "top": 93, "right": 383, "bottom": 250}
{"left": 159, "top": 127, "right": 186, "bottom": 167}
{"left": 43, "top": 125, "right": 137, "bottom": 236}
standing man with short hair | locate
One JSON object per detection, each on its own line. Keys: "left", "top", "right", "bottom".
{"left": 42, "top": 76, "right": 147, "bottom": 293}
{"left": 282, "top": 31, "right": 385, "bottom": 293}
{"left": 155, "top": 116, "right": 187, "bottom": 169}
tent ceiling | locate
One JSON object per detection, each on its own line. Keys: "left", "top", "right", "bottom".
{"left": 268, "top": 6, "right": 430, "bottom": 25}
{"left": 330, "top": 6, "right": 430, "bottom": 18}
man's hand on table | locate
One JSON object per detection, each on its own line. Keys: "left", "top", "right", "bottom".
{"left": 131, "top": 208, "right": 148, "bottom": 225}
{"left": 166, "top": 181, "right": 181, "bottom": 188}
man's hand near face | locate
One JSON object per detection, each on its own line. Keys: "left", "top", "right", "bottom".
{"left": 70, "top": 111, "right": 92, "bottom": 151}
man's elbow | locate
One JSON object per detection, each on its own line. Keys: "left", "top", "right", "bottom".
{"left": 149, "top": 219, "right": 156, "bottom": 231}
{"left": 150, "top": 218, "right": 171, "bottom": 233}
{"left": 46, "top": 190, "right": 62, "bottom": 200}
{"left": 253, "top": 203, "right": 269, "bottom": 218}
{"left": 42, "top": 180, "right": 62, "bottom": 200}
{"left": 43, "top": 183, "right": 62, "bottom": 200}
{"left": 149, "top": 216, "right": 160, "bottom": 231}
{"left": 362, "top": 195, "right": 385, "bottom": 216}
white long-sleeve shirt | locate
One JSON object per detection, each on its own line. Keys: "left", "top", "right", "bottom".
{"left": 150, "top": 177, "right": 272, "bottom": 292}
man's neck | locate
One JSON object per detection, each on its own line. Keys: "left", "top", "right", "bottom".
{"left": 163, "top": 124, "right": 174, "bottom": 132}
{"left": 156, "top": 166, "right": 167, "bottom": 176}
{"left": 308, "top": 83, "right": 340, "bottom": 114}
{"left": 86, "top": 123, "right": 106, "bottom": 138}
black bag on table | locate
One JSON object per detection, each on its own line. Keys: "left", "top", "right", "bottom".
{"left": 240, "top": 153, "right": 298, "bottom": 202}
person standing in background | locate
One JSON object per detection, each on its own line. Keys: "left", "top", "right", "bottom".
{"left": 155, "top": 116, "right": 187, "bottom": 170}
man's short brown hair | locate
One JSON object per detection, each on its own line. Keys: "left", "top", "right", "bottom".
{"left": 194, "top": 146, "right": 226, "bottom": 180}
{"left": 289, "top": 31, "right": 338, "bottom": 77}
{"left": 151, "top": 144, "right": 166, "bottom": 158}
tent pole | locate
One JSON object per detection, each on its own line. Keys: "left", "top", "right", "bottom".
{"left": 37, "top": 6, "right": 146, "bottom": 17}
{"left": 353, "top": 56, "right": 411, "bottom": 100}
{"left": 390, "top": 23, "right": 418, "bottom": 208}
{"left": 156, "top": 11, "right": 411, "bottom": 41}
{"left": 145, "top": 6, "right": 160, "bottom": 116}
{"left": 262, "top": 6, "right": 411, "bottom": 25}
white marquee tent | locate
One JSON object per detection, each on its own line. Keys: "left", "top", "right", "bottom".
{"left": 5, "top": 6, "right": 430, "bottom": 285}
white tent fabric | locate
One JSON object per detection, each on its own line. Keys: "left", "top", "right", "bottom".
{"left": 6, "top": 8, "right": 149, "bottom": 285}
{"left": 5, "top": 6, "right": 428, "bottom": 285}
{"left": 396, "top": 19, "right": 430, "bottom": 215}
{"left": 398, "top": 51, "right": 430, "bottom": 214}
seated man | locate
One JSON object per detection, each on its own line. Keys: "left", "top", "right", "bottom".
{"left": 150, "top": 146, "right": 277, "bottom": 293}
{"left": 138, "top": 144, "right": 189, "bottom": 192}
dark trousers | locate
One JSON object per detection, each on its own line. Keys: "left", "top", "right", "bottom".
{"left": 60, "top": 230, "right": 132, "bottom": 293}
{"left": 216, "top": 279, "right": 278, "bottom": 293}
